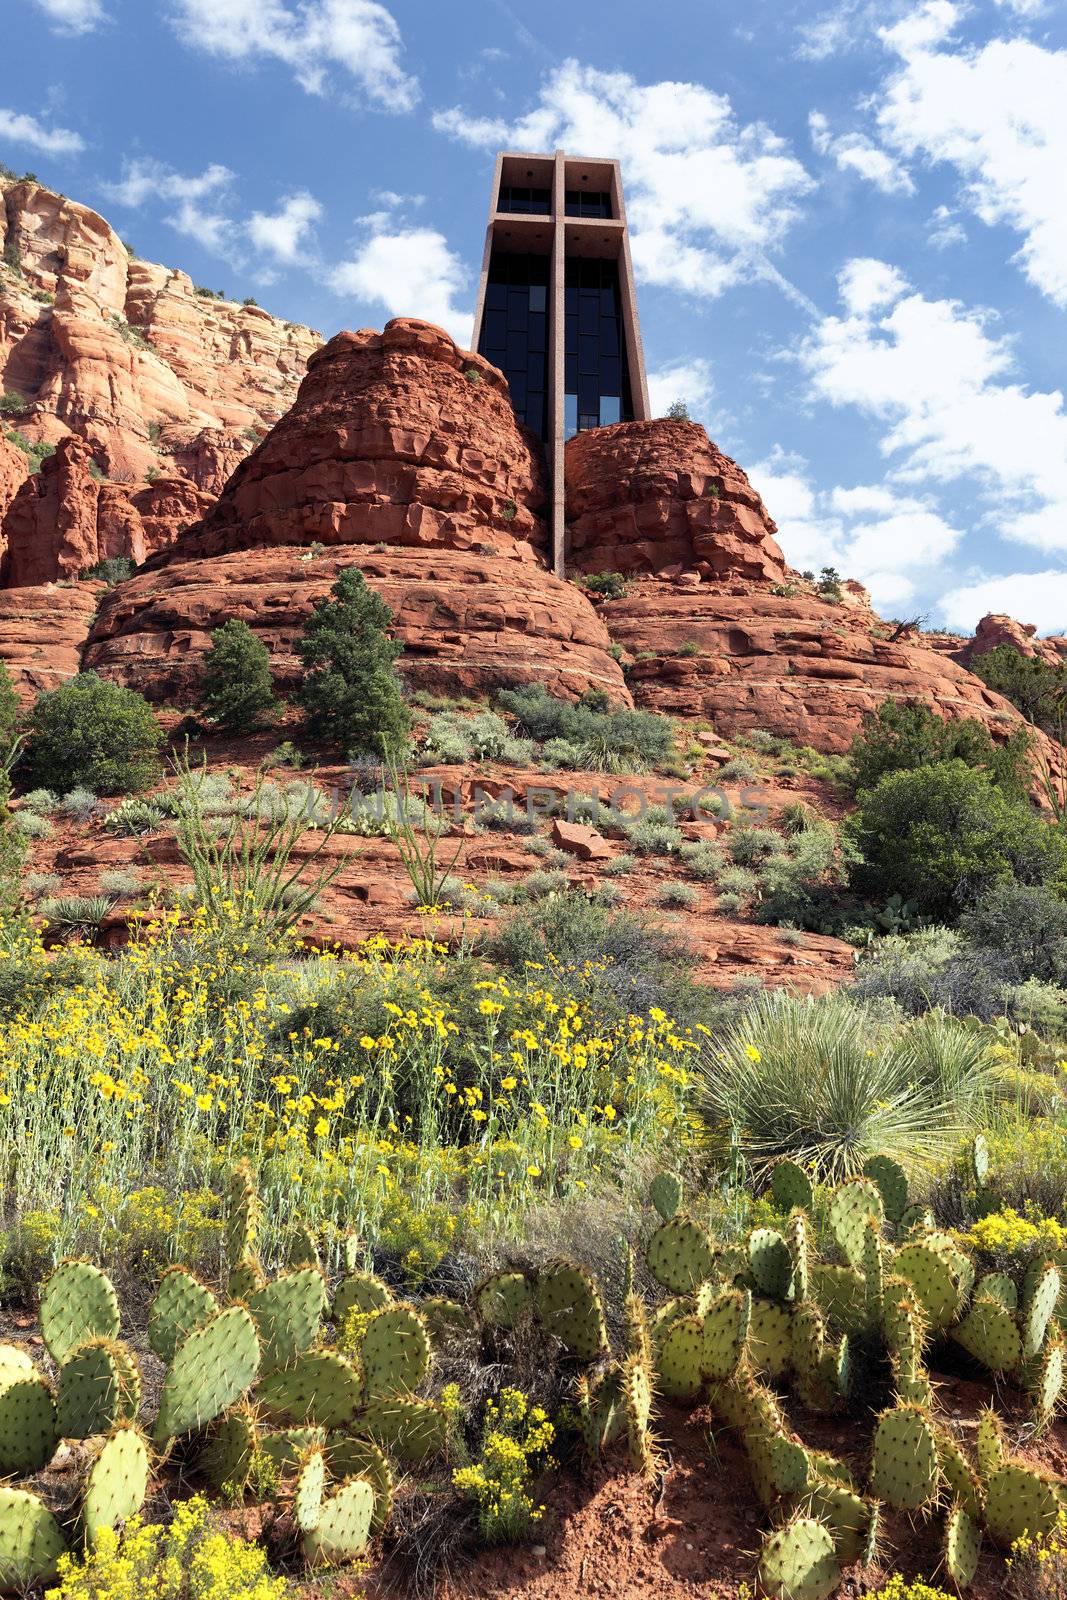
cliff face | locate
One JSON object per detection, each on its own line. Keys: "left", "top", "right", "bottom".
{"left": 0, "top": 176, "right": 320, "bottom": 511}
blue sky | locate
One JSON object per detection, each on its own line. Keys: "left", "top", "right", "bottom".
{"left": 5, "top": 0, "right": 1067, "bottom": 632}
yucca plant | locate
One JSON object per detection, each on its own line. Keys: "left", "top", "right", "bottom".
{"left": 38, "top": 893, "right": 116, "bottom": 941}
{"left": 698, "top": 990, "right": 995, "bottom": 1184}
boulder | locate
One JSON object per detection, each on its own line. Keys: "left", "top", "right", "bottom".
{"left": 550, "top": 819, "right": 615, "bottom": 861}
{"left": 0, "top": 580, "right": 102, "bottom": 697}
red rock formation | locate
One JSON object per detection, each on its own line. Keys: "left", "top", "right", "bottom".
{"left": 565, "top": 419, "right": 788, "bottom": 583}
{"left": 0, "top": 433, "right": 28, "bottom": 521}
{"left": 176, "top": 321, "right": 549, "bottom": 562}
{"left": 0, "top": 177, "right": 318, "bottom": 488}
{"left": 962, "top": 613, "right": 1067, "bottom": 668}
{"left": 0, "top": 438, "right": 213, "bottom": 585}
{"left": 83, "top": 546, "right": 628, "bottom": 706}
{"left": 0, "top": 581, "right": 101, "bottom": 697}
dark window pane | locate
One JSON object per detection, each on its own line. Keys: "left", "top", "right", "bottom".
{"left": 601, "top": 285, "right": 617, "bottom": 314}
{"left": 600, "top": 319, "right": 620, "bottom": 357}
{"left": 578, "top": 334, "right": 598, "bottom": 375}
{"left": 506, "top": 329, "right": 527, "bottom": 368}
{"left": 565, "top": 353, "right": 578, "bottom": 389}
{"left": 600, "top": 395, "right": 621, "bottom": 425}
{"left": 508, "top": 371, "right": 527, "bottom": 405}
{"left": 486, "top": 283, "right": 506, "bottom": 311}
{"left": 579, "top": 375, "right": 598, "bottom": 411}
{"left": 528, "top": 284, "right": 546, "bottom": 313}
{"left": 565, "top": 316, "right": 578, "bottom": 354}
{"left": 527, "top": 393, "right": 544, "bottom": 434}
{"left": 507, "top": 291, "right": 527, "bottom": 331}
{"left": 528, "top": 312, "right": 546, "bottom": 351}
{"left": 484, "top": 309, "right": 507, "bottom": 347}
{"left": 600, "top": 355, "right": 621, "bottom": 391}
{"left": 578, "top": 294, "right": 599, "bottom": 335}
{"left": 565, "top": 285, "right": 579, "bottom": 313}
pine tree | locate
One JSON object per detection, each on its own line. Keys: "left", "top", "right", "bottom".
{"left": 296, "top": 568, "right": 411, "bottom": 755}
{"left": 199, "top": 619, "right": 278, "bottom": 732}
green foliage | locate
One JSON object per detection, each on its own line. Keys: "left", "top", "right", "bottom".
{"left": 580, "top": 572, "right": 628, "bottom": 600}
{"left": 849, "top": 699, "right": 1031, "bottom": 796}
{"left": 25, "top": 674, "right": 163, "bottom": 795}
{"left": 664, "top": 399, "right": 691, "bottom": 420}
{"left": 4, "top": 429, "right": 54, "bottom": 473}
{"left": 0, "top": 391, "right": 27, "bottom": 416}
{"left": 847, "top": 761, "right": 1067, "bottom": 921}
{"left": 496, "top": 682, "right": 675, "bottom": 773}
{"left": 453, "top": 1387, "right": 555, "bottom": 1545}
{"left": 199, "top": 619, "right": 278, "bottom": 732}
{"left": 970, "top": 643, "right": 1067, "bottom": 737}
{"left": 296, "top": 567, "right": 411, "bottom": 756}
{"left": 81, "top": 556, "right": 135, "bottom": 585}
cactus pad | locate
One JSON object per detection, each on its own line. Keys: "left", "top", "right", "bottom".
{"left": 869, "top": 1404, "right": 938, "bottom": 1510}
{"left": 828, "top": 1177, "right": 884, "bottom": 1271}
{"left": 649, "top": 1171, "right": 683, "bottom": 1221}
{"left": 416, "top": 1298, "right": 468, "bottom": 1348}
{"left": 286, "top": 1222, "right": 321, "bottom": 1268}
{"left": 294, "top": 1446, "right": 327, "bottom": 1533}
{"left": 359, "top": 1305, "right": 431, "bottom": 1397}
{"left": 0, "top": 1370, "right": 58, "bottom": 1476}
{"left": 895, "top": 1240, "right": 961, "bottom": 1331}
{"left": 356, "top": 1394, "right": 450, "bottom": 1463}
{"left": 148, "top": 1267, "right": 218, "bottom": 1364}
{"left": 475, "top": 1271, "right": 531, "bottom": 1330}
{"left": 971, "top": 1132, "right": 990, "bottom": 1187}
{"left": 984, "top": 1462, "right": 1061, "bottom": 1549}
{"left": 535, "top": 1261, "right": 608, "bottom": 1361}
{"left": 805, "top": 1480, "right": 874, "bottom": 1565}
{"left": 951, "top": 1294, "right": 1022, "bottom": 1373}
{"left": 225, "top": 1162, "right": 261, "bottom": 1269}
{"left": 748, "top": 1298, "right": 792, "bottom": 1380}
{"left": 301, "top": 1476, "right": 374, "bottom": 1568}
{"left": 975, "top": 1272, "right": 1017, "bottom": 1310}
{"left": 56, "top": 1339, "right": 140, "bottom": 1439}
{"left": 1021, "top": 1262, "right": 1061, "bottom": 1362}
{"left": 810, "top": 1264, "right": 866, "bottom": 1334}
{"left": 622, "top": 1356, "right": 654, "bottom": 1473}
{"left": 1032, "top": 1335, "right": 1064, "bottom": 1433}
{"left": 936, "top": 1432, "right": 984, "bottom": 1521}
{"left": 862, "top": 1154, "right": 909, "bottom": 1223}
{"left": 645, "top": 1214, "right": 715, "bottom": 1294}
{"left": 40, "top": 1261, "right": 120, "bottom": 1365}
{"left": 227, "top": 1259, "right": 264, "bottom": 1302}
{"left": 701, "top": 1288, "right": 750, "bottom": 1382}
{"left": 0, "top": 1488, "right": 66, "bottom": 1589}
{"left": 769, "top": 1435, "right": 811, "bottom": 1496}
{"left": 82, "top": 1427, "right": 149, "bottom": 1546}
{"left": 976, "top": 1407, "right": 1006, "bottom": 1484}
{"left": 758, "top": 1516, "right": 840, "bottom": 1600}
{"left": 256, "top": 1426, "right": 326, "bottom": 1474}
{"left": 198, "top": 1409, "right": 258, "bottom": 1492}
{"left": 943, "top": 1502, "right": 981, "bottom": 1588}
{"left": 657, "top": 1315, "right": 704, "bottom": 1401}
{"left": 748, "top": 1229, "right": 792, "bottom": 1299}
{"left": 333, "top": 1270, "right": 392, "bottom": 1327}
{"left": 248, "top": 1268, "right": 328, "bottom": 1373}
{"left": 257, "top": 1350, "right": 362, "bottom": 1431}
{"left": 770, "top": 1159, "right": 813, "bottom": 1213}
{"left": 326, "top": 1435, "right": 393, "bottom": 1533}
{"left": 155, "top": 1305, "right": 261, "bottom": 1441}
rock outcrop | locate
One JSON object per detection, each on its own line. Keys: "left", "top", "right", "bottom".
{"left": 962, "top": 613, "right": 1067, "bottom": 669}
{"left": 0, "top": 176, "right": 318, "bottom": 492}
{"left": 83, "top": 321, "right": 626, "bottom": 706}
{"left": 0, "top": 436, "right": 212, "bottom": 585}
{"left": 565, "top": 419, "right": 788, "bottom": 584}
{"left": 0, "top": 580, "right": 101, "bottom": 697}
{"left": 0, "top": 433, "right": 27, "bottom": 520}
{"left": 174, "top": 321, "right": 550, "bottom": 562}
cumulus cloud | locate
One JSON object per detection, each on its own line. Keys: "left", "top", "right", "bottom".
{"left": 809, "top": 111, "right": 914, "bottom": 195}
{"left": 169, "top": 0, "right": 419, "bottom": 111}
{"left": 329, "top": 223, "right": 471, "bottom": 346}
{"left": 940, "top": 571, "right": 1067, "bottom": 634}
{"left": 928, "top": 204, "right": 967, "bottom": 249}
{"left": 435, "top": 60, "right": 814, "bottom": 304}
{"left": 30, "top": 0, "right": 105, "bottom": 33}
{"left": 103, "top": 159, "right": 237, "bottom": 253}
{"left": 795, "top": 258, "right": 1067, "bottom": 553}
{"left": 749, "top": 446, "right": 963, "bottom": 611}
{"left": 247, "top": 191, "right": 322, "bottom": 265}
{"left": 0, "top": 107, "right": 85, "bottom": 157}
{"left": 647, "top": 358, "right": 716, "bottom": 422}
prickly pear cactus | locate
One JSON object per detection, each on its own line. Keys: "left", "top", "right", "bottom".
{"left": 81, "top": 1427, "right": 149, "bottom": 1546}
{"left": 701, "top": 1288, "right": 750, "bottom": 1382}
{"left": 294, "top": 1446, "right": 327, "bottom": 1533}
{"left": 748, "top": 1228, "right": 792, "bottom": 1299}
{"left": 649, "top": 1171, "right": 683, "bottom": 1221}
{"left": 248, "top": 1268, "right": 328, "bottom": 1373}
{"left": 976, "top": 1407, "right": 1006, "bottom": 1484}
{"left": 576, "top": 1371, "right": 623, "bottom": 1461}
{"left": 227, "top": 1259, "right": 265, "bottom": 1302}
{"left": 148, "top": 1266, "right": 218, "bottom": 1364}
{"left": 895, "top": 1239, "right": 962, "bottom": 1331}
{"left": 535, "top": 1261, "right": 608, "bottom": 1361}
{"left": 1021, "top": 1262, "right": 1061, "bottom": 1362}
{"left": 748, "top": 1298, "right": 792, "bottom": 1380}
{"left": 656, "top": 1315, "right": 704, "bottom": 1401}
{"left": 225, "top": 1161, "right": 261, "bottom": 1270}
{"left": 286, "top": 1222, "right": 321, "bottom": 1269}
{"left": 805, "top": 1480, "right": 875, "bottom": 1565}
{"left": 325, "top": 1434, "right": 393, "bottom": 1533}
{"left": 770, "top": 1435, "right": 811, "bottom": 1496}
{"left": 257, "top": 1350, "right": 362, "bottom": 1431}
{"left": 621, "top": 1355, "right": 655, "bottom": 1474}
{"left": 0, "top": 1487, "right": 67, "bottom": 1590}
{"left": 975, "top": 1272, "right": 1017, "bottom": 1310}
{"left": 943, "top": 1502, "right": 981, "bottom": 1588}
{"left": 40, "top": 1260, "right": 120, "bottom": 1365}
{"left": 359, "top": 1305, "right": 431, "bottom": 1398}
{"left": 810, "top": 1264, "right": 866, "bottom": 1335}
{"left": 418, "top": 1298, "right": 469, "bottom": 1348}
{"left": 57, "top": 1339, "right": 140, "bottom": 1440}
{"left": 1031, "top": 1335, "right": 1064, "bottom": 1433}
{"left": 770, "top": 1159, "right": 813, "bottom": 1213}
{"left": 971, "top": 1132, "right": 990, "bottom": 1188}
{"left": 862, "top": 1154, "right": 909, "bottom": 1223}
{"left": 869, "top": 1403, "right": 939, "bottom": 1510}
{"left": 155, "top": 1305, "right": 261, "bottom": 1442}
{"left": 984, "top": 1462, "right": 1061, "bottom": 1549}
{"left": 475, "top": 1271, "right": 531, "bottom": 1330}
{"left": 301, "top": 1476, "right": 374, "bottom": 1569}
{"left": 333, "top": 1270, "right": 392, "bottom": 1328}
{"left": 356, "top": 1394, "right": 450, "bottom": 1464}
{"left": 828, "top": 1177, "right": 884, "bottom": 1271}
{"left": 758, "top": 1515, "right": 840, "bottom": 1600}
{"left": 786, "top": 1211, "right": 810, "bottom": 1304}
{"left": 197, "top": 1409, "right": 258, "bottom": 1493}
{"left": 936, "top": 1432, "right": 984, "bottom": 1521}
{"left": 257, "top": 1426, "right": 326, "bottom": 1475}
{"left": 0, "top": 1369, "right": 58, "bottom": 1476}
{"left": 951, "top": 1294, "right": 1022, "bottom": 1373}
{"left": 645, "top": 1214, "right": 715, "bottom": 1294}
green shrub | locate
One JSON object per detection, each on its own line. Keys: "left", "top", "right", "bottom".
{"left": 13, "top": 810, "right": 52, "bottom": 839}
{"left": 960, "top": 882, "right": 1067, "bottom": 986}
{"left": 59, "top": 786, "right": 99, "bottom": 822}
{"left": 296, "top": 567, "right": 411, "bottom": 756}
{"left": 728, "top": 825, "right": 782, "bottom": 866}
{"left": 849, "top": 698, "right": 1031, "bottom": 796}
{"left": 198, "top": 618, "right": 278, "bottom": 731}
{"left": 0, "top": 390, "right": 27, "bottom": 416}
{"left": 716, "top": 891, "right": 742, "bottom": 914}
{"left": 23, "top": 870, "right": 60, "bottom": 899}
{"left": 82, "top": 556, "right": 135, "bottom": 585}
{"left": 19, "top": 788, "right": 57, "bottom": 815}
{"left": 497, "top": 683, "right": 674, "bottom": 773}
{"left": 25, "top": 674, "right": 164, "bottom": 795}
{"left": 420, "top": 708, "right": 532, "bottom": 766}
{"left": 580, "top": 572, "right": 627, "bottom": 600}
{"left": 755, "top": 824, "right": 853, "bottom": 932}
{"left": 717, "top": 865, "right": 757, "bottom": 897}
{"left": 679, "top": 840, "right": 723, "bottom": 880}
{"left": 969, "top": 642, "right": 1067, "bottom": 737}
{"left": 718, "top": 756, "right": 758, "bottom": 782}
{"left": 99, "top": 868, "right": 144, "bottom": 899}
{"left": 0, "top": 662, "right": 18, "bottom": 759}
{"left": 602, "top": 852, "right": 636, "bottom": 877}
{"left": 625, "top": 817, "right": 682, "bottom": 855}
{"left": 39, "top": 893, "right": 116, "bottom": 940}
{"left": 656, "top": 880, "right": 698, "bottom": 908}
{"left": 846, "top": 760, "right": 1067, "bottom": 921}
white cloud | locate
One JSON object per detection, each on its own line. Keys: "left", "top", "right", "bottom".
{"left": 796, "top": 259, "right": 1067, "bottom": 553}
{"left": 647, "top": 358, "right": 716, "bottom": 421}
{"left": 0, "top": 107, "right": 85, "bottom": 156}
{"left": 103, "top": 159, "right": 236, "bottom": 253}
{"left": 169, "top": 0, "right": 419, "bottom": 112}
{"left": 873, "top": 10, "right": 1067, "bottom": 305}
{"left": 435, "top": 60, "right": 814, "bottom": 304}
{"left": 750, "top": 446, "right": 963, "bottom": 611}
{"left": 928, "top": 203, "right": 967, "bottom": 249}
{"left": 30, "top": 0, "right": 104, "bottom": 33}
{"left": 940, "top": 571, "right": 1067, "bottom": 634}
{"left": 247, "top": 191, "right": 322, "bottom": 265}
{"left": 329, "top": 224, "right": 471, "bottom": 346}
{"left": 809, "top": 111, "right": 914, "bottom": 195}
